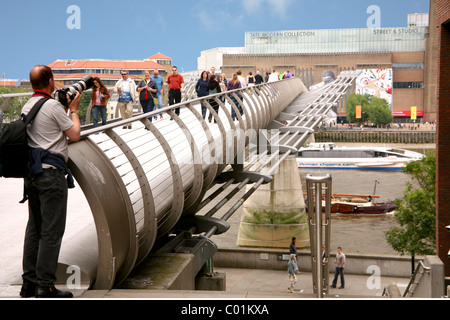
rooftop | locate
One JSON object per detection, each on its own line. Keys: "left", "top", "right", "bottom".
{"left": 148, "top": 53, "right": 172, "bottom": 60}
{"left": 48, "top": 59, "right": 166, "bottom": 70}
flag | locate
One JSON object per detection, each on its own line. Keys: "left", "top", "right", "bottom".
{"left": 1, "top": 73, "right": 4, "bottom": 78}
{"left": 411, "top": 107, "right": 417, "bottom": 120}
{"left": 356, "top": 105, "right": 362, "bottom": 119}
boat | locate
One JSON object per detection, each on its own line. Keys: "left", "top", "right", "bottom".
{"left": 329, "top": 194, "right": 397, "bottom": 214}
{"left": 297, "top": 142, "right": 423, "bottom": 171}
{"left": 305, "top": 193, "right": 397, "bottom": 215}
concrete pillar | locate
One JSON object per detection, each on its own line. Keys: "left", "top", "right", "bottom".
{"left": 236, "top": 156, "right": 309, "bottom": 249}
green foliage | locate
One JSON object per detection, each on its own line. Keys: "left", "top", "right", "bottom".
{"left": 0, "top": 87, "right": 32, "bottom": 123}
{"left": 0, "top": 88, "right": 97, "bottom": 126}
{"left": 345, "top": 93, "right": 370, "bottom": 123}
{"left": 79, "top": 91, "right": 93, "bottom": 125}
{"left": 345, "top": 94, "right": 393, "bottom": 126}
{"left": 368, "top": 97, "right": 394, "bottom": 126}
{"left": 243, "top": 208, "right": 307, "bottom": 225}
{"left": 385, "top": 152, "right": 436, "bottom": 256}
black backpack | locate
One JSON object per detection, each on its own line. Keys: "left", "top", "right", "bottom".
{"left": 0, "top": 97, "right": 49, "bottom": 178}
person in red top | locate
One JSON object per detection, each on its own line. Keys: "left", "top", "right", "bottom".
{"left": 167, "top": 66, "right": 184, "bottom": 118}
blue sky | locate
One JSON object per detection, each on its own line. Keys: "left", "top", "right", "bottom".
{"left": 0, "top": 0, "right": 429, "bottom": 80}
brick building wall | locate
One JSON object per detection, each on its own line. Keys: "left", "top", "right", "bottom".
{"left": 223, "top": 51, "right": 426, "bottom": 121}
{"left": 435, "top": 0, "right": 450, "bottom": 277}
{"left": 424, "top": 0, "right": 438, "bottom": 123}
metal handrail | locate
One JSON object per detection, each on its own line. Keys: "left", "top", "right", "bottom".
{"left": 403, "top": 260, "right": 431, "bottom": 297}
{"left": 1, "top": 72, "right": 359, "bottom": 290}
{"left": 61, "top": 78, "right": 303, "bottom": 290}
{"left": 382, "top": 286, "right": 392, "bottom": 298}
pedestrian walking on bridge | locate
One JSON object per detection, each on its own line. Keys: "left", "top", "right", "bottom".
{"left": 288, "top": 254, "right": 299, "bottom": 293}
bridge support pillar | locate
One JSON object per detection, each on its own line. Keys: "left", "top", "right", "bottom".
{"left": 236, "top": 155, "right": 309, "bottom": 249}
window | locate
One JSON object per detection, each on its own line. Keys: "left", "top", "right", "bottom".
{"left": 393, "top": 82, "right": 424, "bottom": 89}
{"left": 392, "top": 63, "right": 424, "bottom": 69}
{"left": 128, "top": 70, "right": 144, "bottom": 75}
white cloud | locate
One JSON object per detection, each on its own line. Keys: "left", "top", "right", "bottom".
{"left": 266, "top": 0, "right": 293, "bottom": 16}
{"left": 242, "top": 0, "right": 263, "bottom": 14}
{"left": 241, "top": 0, "right": 294, "bottom": 16}
{"left": 194, "top": 5, "right": 244, "bottom": 31}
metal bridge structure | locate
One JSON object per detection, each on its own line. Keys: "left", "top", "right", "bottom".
{"left": 0, "top": 70, "right": 360, "bottom": 290}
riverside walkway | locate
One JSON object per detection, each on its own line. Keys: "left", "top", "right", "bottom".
{"left": 0, "top": 178, "right": 410, "bottom": 299}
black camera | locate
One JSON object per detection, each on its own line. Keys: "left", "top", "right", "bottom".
{"left": 55, "top": 75, "right": 95, "bottom": 108}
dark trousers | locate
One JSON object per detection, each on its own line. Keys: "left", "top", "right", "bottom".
{"left": 92, "top": 105, "right": 106, "bottom": 127}
{"left": 168, "top": 89, "right": 182, "bottom": 115}
{"left": 230, "top": 94, "right": 243, "bottom": 121}
{"left": 332, "top": 267, "right": 345, "bottom": 288}
{"left": 140, "top": 98, "right": 155, "bottom": 122}
{"left": 23, "top": 169, "right": 68, "bottom": 286}
{"left": 208, "top": 99, "right": 219, "bottom": 123}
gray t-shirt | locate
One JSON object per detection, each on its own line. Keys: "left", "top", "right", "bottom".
{"left": 21, "top": 96, "right": 74, "bottom": 162}
{"left": 335, "top": 252, "right": 346, "bottom": 268}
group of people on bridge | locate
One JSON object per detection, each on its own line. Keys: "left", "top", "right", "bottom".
{"left": 92, "top": 66, "right": 294, "bottom": 129}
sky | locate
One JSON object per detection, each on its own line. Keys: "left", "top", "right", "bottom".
{"left": 0, "top": 0, "right": 430, "bottom": 80}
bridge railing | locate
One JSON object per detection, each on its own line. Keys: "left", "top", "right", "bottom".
{"left": 2, "top": 71, "right": 362, "bottom": 290}
{"left": 58, "top": 78, "right": 306, "bottom": 290}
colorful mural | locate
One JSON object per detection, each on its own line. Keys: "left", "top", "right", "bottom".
{"left": 356, "top": 69, "right": 393, "bottom": 107}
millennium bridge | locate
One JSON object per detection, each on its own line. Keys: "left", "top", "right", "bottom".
{"left": 3, "top": 71, "right": 401, "bottom": 295}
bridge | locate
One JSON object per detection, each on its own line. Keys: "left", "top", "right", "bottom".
{"left": 0, "top": 71, "right": 359, "bottom": 291}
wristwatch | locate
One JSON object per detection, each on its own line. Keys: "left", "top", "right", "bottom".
{"left": 70, "top": 110, "right": 78, "bottom": 115}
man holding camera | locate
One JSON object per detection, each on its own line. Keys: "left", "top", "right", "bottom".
{"left": 115, "top": 70, "right": 138, "bottom": 129}
{"left": 19, "top": 65, "right": 81, "bottom": 298}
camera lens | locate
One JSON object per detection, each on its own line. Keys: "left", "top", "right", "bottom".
{"left": 55, "top": 75, "right": 95, "bottom": 108}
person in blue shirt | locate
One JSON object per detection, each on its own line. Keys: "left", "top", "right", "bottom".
{"left": 288, "top": 254, "right": 300, "bottom": 293}
{"left": 195, "top": 71, "right": 210, "bottom": 119}
{"left": 151, "top": 70, "right": 165, "bottom": 120}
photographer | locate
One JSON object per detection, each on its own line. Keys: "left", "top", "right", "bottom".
{"left": 19, "top": 65, "right": 81, "bottom": 298}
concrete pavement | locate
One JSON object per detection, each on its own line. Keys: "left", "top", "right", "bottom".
{"left": 0, "top": 178, "right": 411, "bottom": 299}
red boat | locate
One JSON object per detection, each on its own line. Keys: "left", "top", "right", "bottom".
{"left": 306, "top": 193, "right": 397, "bottom": 215}
{"left": 331, "top": 201, "right": 397, "bottom": 214}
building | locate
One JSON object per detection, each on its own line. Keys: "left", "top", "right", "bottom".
{"left": 147, "top": 52, "right": 173, "bottom": 68}
{"left": 408, "top": 13, "right": 430, "bottom": 27}
{"left": 0, "top": 79, "right": 21, "bottom": 87}
{"left": 48, "top": 53, "right": 172, "bottom": 87}
{"left": 197, "top": 47, "right": 246, "bottom": 72}
{"left": 434, "top": 0, "right": 450, "bottom": 278}
{"left": 46, "top": 54, "right": 172, "bottom": 122}
{"left": 220, "top": 14, "right": 435, "bottom": 123}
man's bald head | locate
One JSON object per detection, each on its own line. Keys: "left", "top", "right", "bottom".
{"left": 30, "top": 65, "right": 54, "bottom": 91}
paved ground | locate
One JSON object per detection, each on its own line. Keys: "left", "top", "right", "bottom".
{"left": 0, "top": 178, "right": 411, "bottom": 299}
{"left": 0, "top": 268, "right": 409, "bottom": 299}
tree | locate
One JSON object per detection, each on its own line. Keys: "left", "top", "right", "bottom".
{"left": 368, "top": 97, "right": 393, "bottom": 126}
{"left": 385, "top": 152, "right": 436, "bottom": 272}
{"left": 345, "top": 93, "right": 369, "bottom": 123}
{"left": 0, "top": 87, "right": 32, "bottom": 123}
{"left": 79, "top": 91, "right": 93, "bottom": 125}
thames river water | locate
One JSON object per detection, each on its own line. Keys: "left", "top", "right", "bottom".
{"left": 299, "top": 168, "right": 416, "bottom": 256}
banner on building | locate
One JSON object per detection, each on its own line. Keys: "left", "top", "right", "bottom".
{"left": 356, "top": 69, "right": 393, "bottom": 107}
{"left": 392, "top": 110, "right": 423, "bottom": 117}
{"left": 411, "top": 106, "right": 417, "bottom": 120}
{"left": 356, "top": 105, "right": 362, "bottom": 119}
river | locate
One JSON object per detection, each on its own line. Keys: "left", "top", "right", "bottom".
{"left": 299, "top": 168, "right": 417, "bottom": 256}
